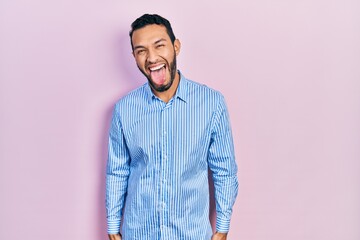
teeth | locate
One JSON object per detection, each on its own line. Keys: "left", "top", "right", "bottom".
{"left": 149, "top": 64, "right": 165, "bottom": 71}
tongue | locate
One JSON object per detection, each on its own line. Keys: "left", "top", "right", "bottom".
{"left": 150, "top": 67, "right": 166, "bottom": 85}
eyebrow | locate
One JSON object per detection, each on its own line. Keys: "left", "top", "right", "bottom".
{"left": 154, "top": 38, "right": 166, "bottom": 44}
{"left": 133, "top": 38, "right": 167, "bottom": 51}
{"left": 133, "top": 45, "right": 145, "bottom": 51}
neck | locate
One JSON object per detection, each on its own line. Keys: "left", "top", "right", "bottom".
{"left": 153, "top": 71, "right": 180, "bottom": 103}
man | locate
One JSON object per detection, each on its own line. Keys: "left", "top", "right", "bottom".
{"left": 106, "top": 14, "right": 238, "bottom": 240}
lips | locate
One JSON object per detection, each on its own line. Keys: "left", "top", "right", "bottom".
{"left": 148, "top": 63, "right": 166, "bottom": 86}
{"left": 149, "top": 63, "right": 165, "bottom": 71}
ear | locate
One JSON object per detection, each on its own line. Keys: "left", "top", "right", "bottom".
{"left": 174, "top": 39, "right": 181, "bottom": 56}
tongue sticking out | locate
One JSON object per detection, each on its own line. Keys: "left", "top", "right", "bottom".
{"left": 150, "top": 67, "right": 166, "bottom": 85}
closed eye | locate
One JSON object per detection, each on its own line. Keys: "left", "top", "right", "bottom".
{"left": 136, "top": 49, "right": 146, "bottom": 55}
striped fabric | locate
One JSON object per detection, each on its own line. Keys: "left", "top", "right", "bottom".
{"left": 106, "top": 72, "right": 238, "bottom": 240}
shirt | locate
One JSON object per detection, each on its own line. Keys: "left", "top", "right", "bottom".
{"left": 106, "top": 72, "right": 238, "bottom": 240}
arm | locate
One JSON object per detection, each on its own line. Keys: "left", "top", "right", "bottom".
{"left": 208, "top": 96, "right": 239, "bottom": 235}
{"left": 106, "top": 103, "right": 131, "bottom": 236}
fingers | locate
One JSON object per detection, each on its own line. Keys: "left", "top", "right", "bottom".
{"left": 108, "top": 233, "right": 121, "bottom": 240}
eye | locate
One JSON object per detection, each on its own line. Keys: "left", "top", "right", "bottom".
{"left": 136, "top": 49, "right": 145, "bottom": 55}
{"left": 156, "top": 44, "right": 165, "bottom": 49}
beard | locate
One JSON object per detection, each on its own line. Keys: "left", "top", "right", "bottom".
{"left": 138, "top": 52, "right": 177, "bottom": 93}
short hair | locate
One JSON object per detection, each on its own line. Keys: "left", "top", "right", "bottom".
{"left": 129, "top": 14, "right": 176, "bottom": 50}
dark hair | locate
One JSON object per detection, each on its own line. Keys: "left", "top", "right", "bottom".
{"left": 129, "top": 14, "right": 176, "bottom": 50}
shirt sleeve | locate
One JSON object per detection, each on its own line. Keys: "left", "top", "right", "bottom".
{"left": 106, "top": 103, "right": 131, "bottom": 234}
{"left": 208, "top": 95, "right": 239, "bottom": 233}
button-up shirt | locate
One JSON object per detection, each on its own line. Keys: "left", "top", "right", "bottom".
{"left": 106, "top": 72, "right": 238, "bottom": 240}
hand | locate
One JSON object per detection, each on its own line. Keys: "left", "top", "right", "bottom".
{"left": 211, "top": 232, "right": 228, "bottom": 240}
{"left": 108, "top": 233, "right": 121, "bottom": 240}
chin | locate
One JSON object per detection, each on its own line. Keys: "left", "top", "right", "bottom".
{"left": 151, "top": 81, "right": 172, "bottom": 92}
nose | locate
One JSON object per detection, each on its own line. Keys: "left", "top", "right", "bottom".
{"left": 147, "top": 48, "right": 158, "bottom": 64}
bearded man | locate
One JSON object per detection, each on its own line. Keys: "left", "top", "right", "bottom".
{"left": 106, "top": 14, "right": 238, "bottom": 240}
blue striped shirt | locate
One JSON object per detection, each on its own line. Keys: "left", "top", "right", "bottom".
{"left": 106, "top": 72, "right": 238, "bottom": 239}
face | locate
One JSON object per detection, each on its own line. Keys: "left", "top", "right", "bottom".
{"left": 131, "top": 24, "right": 181, "bottom": 93}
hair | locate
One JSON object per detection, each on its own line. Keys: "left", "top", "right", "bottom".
{"left": 129, "top": 14, "right": 176, "bottom": 50}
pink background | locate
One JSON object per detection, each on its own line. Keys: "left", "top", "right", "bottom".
{"left": 1, "top": 1, "right": 359, "bottom": 239}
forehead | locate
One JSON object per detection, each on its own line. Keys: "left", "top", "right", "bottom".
{"left": 132, "top": 24, "right": 170, "bottom": 46}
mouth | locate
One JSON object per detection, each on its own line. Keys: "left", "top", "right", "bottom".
{"left": 147, "top": 63, "right": 167, "bottom": 85}
{"left": 148, "top": 63, "right": 166, "bottom": 73}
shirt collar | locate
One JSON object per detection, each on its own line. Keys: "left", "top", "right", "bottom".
{"left": 144, "top": 70, "right": 188, "bottom": 104}
{"left": 174, "top": 71, "right": 188, "bottom": 103}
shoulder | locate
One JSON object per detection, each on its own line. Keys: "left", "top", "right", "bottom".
{"left": 114, "top": 83, "right": 149, "bottom": 110}
{"left": 183, "top": 77, "right": 225, "bottom": 105}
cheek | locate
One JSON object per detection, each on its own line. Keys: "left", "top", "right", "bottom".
{"left": 135, "top": 57, "right": 146, "bottom": 68}
{"left": 162, "top": 50, "right": 175, "bottom": 62}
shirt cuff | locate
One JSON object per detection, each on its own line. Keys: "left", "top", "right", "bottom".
{"left": 216, "top": 217, "right": 230, "bottom": 233}
{"left": 107, "top": 219, "right": 121, "bottom": 234}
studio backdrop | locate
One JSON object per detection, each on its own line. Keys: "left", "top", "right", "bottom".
{"left": 0, "top": 0, "right": 359, "bottom": 239}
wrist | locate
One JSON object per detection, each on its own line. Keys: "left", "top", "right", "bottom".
{"left": 108, "top": 233, "right": 121, "bottom": 240}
